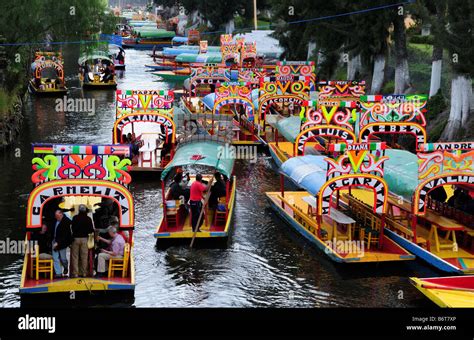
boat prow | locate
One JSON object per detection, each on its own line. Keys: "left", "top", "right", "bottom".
{"left": 410, "top": 276, "right": 474, "bottom": 307}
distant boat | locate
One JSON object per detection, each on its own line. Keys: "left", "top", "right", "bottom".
{"left": 28, "top": 51, "right": 68, "bottom": 96}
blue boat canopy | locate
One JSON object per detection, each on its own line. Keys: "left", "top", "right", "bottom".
{"left": 161, "top": 141, "right": 235, "bottom": 179}
{"left": 275, "top": 116, "right": 301, "bottom": 143}
{"left": 172, "top": 36, "right": 188, "bottom": 43}
{"left": 280, "top": 155, "right": 328, "bottom": 196}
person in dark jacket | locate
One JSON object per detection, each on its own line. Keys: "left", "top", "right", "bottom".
{"left": 51, "top": 210, "right": 72, "bottom": 277}
{"left": 209, "top": 172, "right": 226, "bottom": 209}
{"left": 70, "top": 205, "right": 94, "bottom": 278}
{"left": 31, "top": 218, "right": 52, "bottom": 259}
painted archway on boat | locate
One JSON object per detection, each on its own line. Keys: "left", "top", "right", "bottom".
{"left": 317, "top": 174, "right": 388, "bottom": 216}
{"left": 257, "top": 95, "right": 306, "bottom": 125}
{"left": 26, "top": 179, "right": 134, "bottom": 229}
{"left": 113, "top": 112, "right": 176, "bottom": 143}
{"left": 359, "top": 122, "right": 427, "bottom": 151}
{"left": 414, "top": 173, "right": 474, "bottom": 215}
{"left": 295, "top": 125, "right": 357, "bottom": 156}
{"left": 33, "top": 52, "right": 64, "bottom": 81}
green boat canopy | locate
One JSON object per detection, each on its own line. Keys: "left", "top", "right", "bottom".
{"left": 384, "top": 149, "right": 419, "bottom": 202}
{"left": 161, "top": 141, "right": 235, "bottom": 179}
{"left": 78, "top": 51, "right": 113, "bottom": 65}
{"left": 133, "top": 28, "right": 176, "bottom": 39}
{"left": 175, "top": 53, "right": 222, "bottom": 64}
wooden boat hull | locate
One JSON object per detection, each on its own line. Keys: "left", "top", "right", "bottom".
{"left": 154, "top": 177, "right": 236, "bottom": 243}
{"left": 28, "top": 80, "right": 68, "bottom": 96}
{"left": 266, "top": 192, "right": 415, "bottom": 263}
{"left": 410, "top": 276, "right": 474, "bottom": 307}
{"left": 122, "top": 41, "right": 173, "bottom": 50}
{"left": 268, "top": 142, "right": 290, "bottom": 167}
{"left": 19, "top": 251, "right": 135, "bottom": 295}
{"left": 386, "top": 228, "right": 470, "bottom": 274}
{"left": 114, "top": 64, "right": 126, "bottom": 70}
{"left": 152, "top": 71, "right": 190, "bottom": 82}
{"left": 81, "top": 81, "right": 117, "bottom": 89}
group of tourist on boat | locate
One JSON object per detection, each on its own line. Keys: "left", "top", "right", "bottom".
{"left": 31, "top": 201, "right": 127, "bottom": 279}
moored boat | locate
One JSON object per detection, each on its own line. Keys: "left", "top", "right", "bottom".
{"left": 114, "top": 89, "right": 176, "bottom": 173}
{"left": 266, "top": 142, "right": 415, "bottom": 264}
{"left": 28, "top": 51, "right": 68, "bottom": 96}
{"left": 19, "top": 143, "right": 135, "bottom": 296}
{"left": 410, "top": 276, "right": 474, "bottom": 307}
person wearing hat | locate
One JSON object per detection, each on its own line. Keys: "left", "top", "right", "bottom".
{"left": 71, "top": 204, "right": 94, "bottom": 278}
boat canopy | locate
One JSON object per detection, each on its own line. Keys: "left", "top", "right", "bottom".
{"left": 280, "top": 155, "right": 328, "bottom": 196}
{"left": 384, "top": 149, "right": 419, "bottom": 201}
{"left": 161, "top": 141, "right": 235, "bottom": 179}
{"left": 202, "top": 88, "right": 259, "bottom": 111}
{"left": 172, "top": 36, "right": 188, "bottom": 43}
{"left": 78, "top": 51, "right": 113, "bottom": 65}
{"left": 133, "top": 29, "right": 176, "bottom": 39}
{"left": 275, "top": 116, "right": 301, "bottom": 143}
{"left": 175, "top": 53, "right": 222, "bottom": 64}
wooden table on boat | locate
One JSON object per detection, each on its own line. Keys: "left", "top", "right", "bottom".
{"left": 387, "top": 195, "right": 465, "bottom": 252}
{"left": 302, "top": 196, "right": 356, "bottom": 241}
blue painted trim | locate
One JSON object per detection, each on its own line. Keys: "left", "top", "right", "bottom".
{"left": 268, "top": 145, "right": 284, "bottom": 168}
{"left": 210, "top": 232, "right": 227, "bottom": 237}
{"left": 268, "top": 197, "right": 345, "bottom": 263}
{"left": 385, "top": 228, "right": 463, "bottom": 274}
{"left": 107, "top": 284, "right": 135, "bottom": 290}
{"left": 19, "top": 286, "right": 49, "bottom": 294}
{"left": 154, "top": 232, "right": 170, "bottom": 238}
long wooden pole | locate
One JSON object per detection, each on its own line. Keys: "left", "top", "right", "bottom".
{"left": 190, "top": 158, "right": 221, "bottom": 248}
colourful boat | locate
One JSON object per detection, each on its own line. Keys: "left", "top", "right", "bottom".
{"left": 154, "top": 139, "right": 236, "bottom": 245}
{"left": 122, "top": 28, "right": 175, "bottom": 49}
{"left": 152, "top": 69, "right": 191, "bottom": 82}
{"left": 114, "top": 89, "right": 176, "bottom": 173}
{"left": 78, "top": 51, "right": 117, "bottom": 88}
{"left": 266, "top": 143, "right": 415, "bottom": 264}
{"left": 19, "top": 143, "right": 135, "bottom": 296}
{"left": 410, "top": 276, "right": 474, "bottom": 307}
{"left": 28, "top": 51, "right": 68, "bottom": 96}
{"left": 110, "top": 45, "right": 126, "bottom": 70}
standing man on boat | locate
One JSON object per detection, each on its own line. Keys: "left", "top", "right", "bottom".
{"left": 189, "top": 174, "right": 210, "bottom": 232}
{"left": 71, "top": 205, "right": 94, "bottom": 278}
{"left": 51, "top": 210, "right": 72, "bottom": 278}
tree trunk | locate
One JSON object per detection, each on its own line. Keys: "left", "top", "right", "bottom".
{"left": 371, "top": 54, "right": 386, "bottom": 94}
{"left": 393, "top": 14, "right": 410, "bottom": 94}
{"left": 347, "top": 54, "right": 362, "bottom": 80}
{"left": 307, "top": 42, "right": 316, "bottom": 60}
{"left": 225, "top": 19, "right": 235, "bottom": 34}
{"left": 442, "top": 74, "right": 472, "bottom": 140}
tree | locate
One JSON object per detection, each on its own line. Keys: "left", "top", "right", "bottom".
{"left": 392, "top": 7, "right": 410, "bottom": 94}
{"left": 441, "top": 0, "right": 474, "bottom": 140}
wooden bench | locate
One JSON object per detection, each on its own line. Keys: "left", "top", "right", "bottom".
{"left": 385, "top": 217, "right": 429, "bottom": 250}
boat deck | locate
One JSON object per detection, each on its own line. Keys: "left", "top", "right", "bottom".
{"left": 346, "top": 188, "right": 474, "bottom": 272}
{"left": 21, "top": 276, "right": 134, "bottom": 294}
{"left": 266, "top": 191, "right": 413, "bottom": 262}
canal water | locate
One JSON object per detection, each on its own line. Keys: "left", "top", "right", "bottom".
{"left": 0, "top": 48, "right": 439, "bottom": 307}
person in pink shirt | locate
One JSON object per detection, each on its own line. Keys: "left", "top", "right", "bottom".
{"left": 189, "top": 174, "right": 210, "bottom": 231}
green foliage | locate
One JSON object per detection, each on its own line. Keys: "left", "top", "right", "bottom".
{"left": 429, "top": 118, "right": 448, "bottom": 142}
{"left": 409, "top": 35, "right": 434, "bottom": 45}
{"left": 381, "top": 80, "right": 395, "bottom": 94}
{"left": 426, "top": 89, "right": 447, "bottom": 120}
{"left": 444, "top": 0, "right": 474, "bottom": 76}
